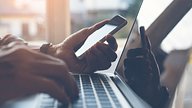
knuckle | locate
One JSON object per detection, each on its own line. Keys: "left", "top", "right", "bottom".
{"left": 8, "top": 41, "right": 25, "bottom": 48}
{"left": 3, "top": 34, "right": 12, "bottom": 39}
{"left": 80, "top": 27, "right": 90, "bottom": 35}
{"left": 96, "top": 42, "right": 108, "bottom": 49}
{"left": 40, "top": 80, "right": 57, "bottom": 94}
{"left": 99, "top": 62, "right": 111, "bottom": 70}
{"left": 13, "top": 47, "right": 27, "bottom": 55}
{"left": 60, "top": 62, "right": 70, "bottom": 72}
{"left": 111, "top": 53, "right": 117, "bottom": 61}
{"left": 8, "top": 46, "right": 31, "bottom": 63}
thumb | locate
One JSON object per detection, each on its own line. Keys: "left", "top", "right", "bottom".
{"left": 63, "top": 20, "right": 109, "bottom": 50}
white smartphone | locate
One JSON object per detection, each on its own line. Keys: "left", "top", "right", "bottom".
{"left": 75, "top": 15, "right": 127, "bottom": 58}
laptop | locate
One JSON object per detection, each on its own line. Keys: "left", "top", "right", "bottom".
{"left": 0, "top": 0, "right": 152, "bottom": 108}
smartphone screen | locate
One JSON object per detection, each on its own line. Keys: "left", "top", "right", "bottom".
{"left": 75, "top": 24, "right": 117, "bottom": 57}
{"left": 75, "top": 15, "right": 127, "bottom": 57}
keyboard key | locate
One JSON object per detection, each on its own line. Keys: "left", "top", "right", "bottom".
{"left": 71, "top": 74, "right": 120, "bottom": 108}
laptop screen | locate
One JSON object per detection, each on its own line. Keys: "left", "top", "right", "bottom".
{"left": 94, "top": 0, "right": 143, "bottom": 82}
{"left": 92, "top": 0, "right": 143, "bottom": 77}
{"left": 113, "top": 0, "right": 143, "bottom": 78}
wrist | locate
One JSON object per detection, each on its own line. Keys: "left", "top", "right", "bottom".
{"left": 40, "top": 43, "right": 56, "bottom": 55}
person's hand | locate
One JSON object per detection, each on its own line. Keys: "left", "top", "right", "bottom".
{"left": 0, "top": 42, "right": 78, "bottom": 106}
{"left": 124, "top": 27, "right": 169, "bottom": 108}
{"left": 0, "top": 34, "right": 26, "bottom": 46}
{"left": 47, "top": 20, "right": 118, "bottom": 73}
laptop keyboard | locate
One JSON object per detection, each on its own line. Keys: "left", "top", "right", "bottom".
{"left": 40, "top": 74, "right": 122, "bottom": 108}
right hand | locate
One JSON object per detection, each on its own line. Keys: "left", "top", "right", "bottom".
{"left": 0, "top": 42, "right": 78, "bottom": 106}
{"left": 47, "top": 20, "right": 118, "bottom": 73}
{"left": 124, "top": 28, "right": 169, "bottom": 108}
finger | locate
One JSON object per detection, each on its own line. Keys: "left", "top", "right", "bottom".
{"left": 0, "top": 34, "right": 13, "bottom": 45}
{"left": 20, "top": 74, "right": 70, "bottom": 105}
{"left": 106, "top": 35, "right": 118, "bottom": 51}
{"left": 27, "top": 49, "right": 64, "bottom": 63}
{"left": 64, "top": 20, "right": 109, "bottom": 50}
{"left": 3, "top": 45, "right": 63, "bottom": 65}
{"left": 95, "top": 42, "right": 117, "bottom": 62}
{"left": 0, "top": 34, "right": 24, "bottom": 45}
{"left": 30, "top": 60, "right": 79, "bottom": 100}
{"left": 0, "top": 44, "right": 28, "bottom": 59}
{"left": 89, "top": 45, "right": 111, "bottom": 70}
{"left": 5, "top": 41, "right": 27, "bottom": 50}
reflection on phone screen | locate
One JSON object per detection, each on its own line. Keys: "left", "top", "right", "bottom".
{"left": 75, "top": 24, "right": 117, "bottom": 57}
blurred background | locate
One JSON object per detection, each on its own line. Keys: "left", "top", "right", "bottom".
{"left": 0, "top": 0, "right": 191, "bottom": 52}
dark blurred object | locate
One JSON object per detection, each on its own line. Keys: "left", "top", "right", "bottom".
{"left": 124, "top": 27, "right": 169, "bottom": 108}
{"left": 153, "top": 47, "right": 168, "bottom": 73}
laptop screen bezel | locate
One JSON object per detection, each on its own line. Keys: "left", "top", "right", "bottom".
{"left": 114, "top": 0, "right": 143, "bottom": 78}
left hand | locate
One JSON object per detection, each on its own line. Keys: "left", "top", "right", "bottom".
{"left": 47, "top": 20, "right": 118, "bottom": 73}
{"left": 0, "top": 34, "right": 26, "bottom": 46}
{"left": 0, "top": 43, "right": 78, "bottom": 105}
